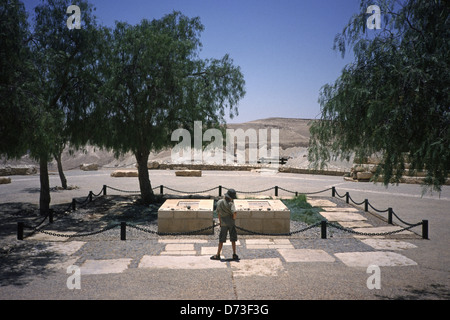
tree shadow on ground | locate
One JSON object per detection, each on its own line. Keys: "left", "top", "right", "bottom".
{"left": 0, "top": 241, "right": 67, "bottom": 287}
{"left": 375, "top": 284, "right": 450, "bottom": 300}
{"left": 0, "top": 203, "right": 69, "bottom": 287}
{"left": 0, "top": 202, "right": 41, "bottom": 238}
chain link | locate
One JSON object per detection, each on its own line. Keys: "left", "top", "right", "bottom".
{"left": 22, "top": 220, "right": 423, "bottom": 239}
{"left": 327, "top": 221, "right": 422, "bottom": 236}
{"left": 106, "top": 186, "right": 141, "bottom": 194}
{"left": 127, "top": 222, "right": 219, "bottom": 236}
{"left": 348, "top": 194, "right": 366, "bottom": 205}
{"left": 225, "top": 186, "right": 275, "bottom": 194}
{"left": 390, "top": 210, "right": 418, "bottom": 227}
{"left": 164, "top": 186, "right": 219, "bottom": 194}
{"left": 23, "top": 223, "right": 120, "bottom": 239}
{"left": 368, "top": 202, "right": 389, "bottom": 213}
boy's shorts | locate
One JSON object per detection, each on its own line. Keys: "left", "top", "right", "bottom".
{"left": 219, "top": 225, "right": 238, "bottom": 243}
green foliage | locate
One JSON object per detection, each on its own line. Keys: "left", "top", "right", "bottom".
{"left": 1, "top": 2, "right": 245, "bottom": 206}
{"left": 0, "top": 0, "right": 37, "bottom": 158}
{"left": 88, "top": 11, "right": 245, "bottom": 203}
{"left": 283, "top": 195, "right": 324, "bottom": 225}
{"left": 1, "top": 0, "right": 102, "bottom": 212}
{"left": 309, "top": 0, "right": 449, "bottom": 192}
{"left": 31, "top": 0, "right": 101, "bottom": 156}
{"left": 92, "top": 12, "right": 245, "bottom": 155}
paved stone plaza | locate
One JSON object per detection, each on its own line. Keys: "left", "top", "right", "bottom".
{"left": 0, "top": 169, "right": 449, "bottom": 300}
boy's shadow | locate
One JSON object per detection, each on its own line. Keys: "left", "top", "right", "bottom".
{"left": 220, "top": 258, "right": 240, "bottom": 262}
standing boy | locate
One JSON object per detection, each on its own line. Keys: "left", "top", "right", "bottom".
{"left": 211, "top": 189, "right": 239, "bottom": 260}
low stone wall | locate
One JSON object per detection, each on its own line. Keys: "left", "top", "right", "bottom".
{"left": 347, "top": 162, "right": 444, "bottom": 184}
{"left": 80, "top": 163, "right": 99, "bottom": 171}
{"left": 0, "top": 177, "right": 11, "bottom": 184}
{"left": 148, "top": 161, "right": 349, "bottom": 176}
{"left": 175, "top": 170, "right": 202, "bottom": 177}
{"left": 110, "top": 170, "right": 138, "bottom": 177}
{"left": 0, "top": 165, "right": 37, "bottom": 176}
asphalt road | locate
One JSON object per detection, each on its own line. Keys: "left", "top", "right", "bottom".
{"left": 0, "top": 169, "right": 449, "bottom": 303}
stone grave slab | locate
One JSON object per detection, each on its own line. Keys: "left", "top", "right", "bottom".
{"left": 233, "top": 200, "right": 291, "bottom": 235}
{"left": 158, "top": 199, "right": 214, "bottom": 235}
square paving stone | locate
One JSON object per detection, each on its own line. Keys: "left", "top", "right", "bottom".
{"left": 334, "top": 251, "right": 417, "bottom": 267}
{"left": 360, "top": 239, "right": 417, "bottom": 251}
{"left": 138, "top": 255, "right": 227, "bottom": 269}
{"left": 229, "top": 258, "right": 284, "bottom": 277}
{"left": 46, "top": 241, "right": 86, "bottom": 255}
{"left": 338, "top": 221, "right": 372, "bottom": 228}
{"left": 160, "top": 250, "right": 197, "bottom": 255}
{"left": 322, "top": 207, "right": 359, "bottom": 212}
{"left": 320, "top": 211, "right": 367, "bottom": 222}
{"left": 160, "top": 243, "right": 196, "bottom": 255}
{"left": 201, "top": 247, "right": 220, "bottom": 255}
{"left": 278, "top": 249, "right": 335, "bottom": 262}
{"left": 158, "top": 239, "right": 208, "bottom": 243}
{"left": 164, "top": 243, "right": 195, "bottom": 251}
{"left": 81, "top": 258, "right": 133, "bottom": 274}
{"left": 307, "top": 199, "right": 337, "bottom": 207}
{"left": 245, "top": 239, "right": 294, "bottom": 249}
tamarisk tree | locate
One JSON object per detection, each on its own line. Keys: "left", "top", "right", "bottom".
{"left": 0, "top": 0, "right": 36, "bottom": 159}
{"left": 308, "top": 0, "right": 449, "bottom": 192}
{"left": 92, "top": 12, "right": 245, "bottom": 204}
{"left": 31, "top": 0, "right": 102, "bottom": 213}
{"left": 1, "top": 0, "right": 102, "bottom": 214}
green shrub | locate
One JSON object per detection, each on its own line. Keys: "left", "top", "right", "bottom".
{"left": 282, "top": 195, "right": 324, "bottom": 225}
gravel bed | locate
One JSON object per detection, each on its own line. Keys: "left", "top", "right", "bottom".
{"left": 3, "top": 194, "right": 420, "bottom": 245}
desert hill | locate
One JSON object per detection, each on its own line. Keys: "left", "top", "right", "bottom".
{"left": 0, "top": 118, "right": 353, "bottom": 172}
{"left": 227, "top": 117, "right": 311, "bottom": 149}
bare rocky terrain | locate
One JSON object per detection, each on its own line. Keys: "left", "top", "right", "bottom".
{"left": 0, "top": 117, "right": 354, "bottom": 173}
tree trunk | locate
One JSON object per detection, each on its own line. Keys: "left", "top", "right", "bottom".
{"left": 39, "top": 155, "right": 51, "bottom": 215}
{"left": 135, "top": 149, "right": 154, "bottom": 205}
{"left": 54, "top": 151, "right": 67, "bottom": 189}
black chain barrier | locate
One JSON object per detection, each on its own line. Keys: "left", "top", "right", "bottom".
{"left": 17, "top": 184, "right": 429, "bottom": 240}
{"left": 20, "top": 219, "right": 425, "bottom": 240}
{"left": 164, "top": 186, "right": 219, "bottom": 194}
{"left": 23, "top": 223, "right": 121, "bottom": 239}
{"left": 327, "top": 221, "right": 424, "bottom": 237}
{"left": 127, "top": 222, "right": 219, "bottom": 236}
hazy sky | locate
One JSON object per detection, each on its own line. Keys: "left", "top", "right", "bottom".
{"left": 23, "top": 0, "right": 361, "bottom": 123}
